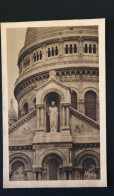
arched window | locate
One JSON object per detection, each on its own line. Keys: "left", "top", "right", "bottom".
{"left": 33, "top": 98, "right": 36, "bottom": 109}
{"left": 33, "top": 53, "right": 36, "bottom": 62}
{"left": 40, "top": 51, "right": 42, "bottom": 59}
{"left": 70, "top": 44, "right": 72, "bottom": 53}
{"left": 52, "top": 47, "right": 54, "bottom": 56}
{"left": 48, "top": 48, "right": 50, "bottom": 57}
{"left": 85, "top": 44, "right": 88, "bottom": 53}
{"left": 55, "top": 46, "right": 58, "bottom": 55}
{"left": 27, "top": 57, "right": 30, "bottom": 65}
{"left": 85, "top": 91, "right": 96, "bottom": 120}
{"left": 74, "top": 44, "right": 77, "bottom": 53}
{"left": 93, "top": 44, "right": 96, "bottom": 54}
{"left": 11, "top": 161, "right": 25, "bottom": 181}
{"left": 71, "top": 91, "right": 77, "bottom": 110}
{"left": 65, "top": 45, "right": 68, "bottom": 54}
{"left": 82, "top": 158, "right": 97, "bottom": 180}
{"left": 89, "top": 44, "right": 92, "bottom": 53}
{"left": 36, "top": 52, "right": 39, "bottom": 61}
{"left": 23, "top": 102, "right": 28, "bottom": 115}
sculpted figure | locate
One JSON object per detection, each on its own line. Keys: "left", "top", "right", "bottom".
{"left": 48, "top": 101, "right": 58, "bottom": 132}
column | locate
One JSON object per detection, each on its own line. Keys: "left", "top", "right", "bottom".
{"left": 27, "top": 171, "right": 32, "bottom": 180}
{"left": 36, "top": 105, "right": 40, "bottom": 129}
{"left": 33, "top": 172, "right": 36, "bottom": 180}
{"left": 41, "top": 107, "right": 44, "bottom": 128}
{"left": 78, "top": 36, "right": 83, "bottom": 55}
{"left": 69, "top": 172, "right": 72, "bottom": 180}
{"left": 69, "top": 149, "right": 72, "bottom": 163}
{"left": 33, "top": 150, "right": 36, "bottom": 165}
{"left": 38, "top": 172, "right": 42, "bottom": 180}
{"left": 42, "top": 44, "right": 46, "bottom": 63}
{"left": 63, "top": 171, "right": 66, "bottom": 180}
{"left": 66, "top": 105, "right": 70, "bottom": 128}
{"left": 36, "top": 104, "right": 45, "bottom": 131}
{"left": 96, "top": 99, "right": 99, "bottom": 123}
{"left": 62, "top": 105, "right": 65, "bottom": 127}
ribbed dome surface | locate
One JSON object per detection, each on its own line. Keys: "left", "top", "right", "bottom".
{"left": 24, "top": 26, "right": 98, "bottom": 48}
{"left": 17, "top": 26, "right": 98, "bottom": 59}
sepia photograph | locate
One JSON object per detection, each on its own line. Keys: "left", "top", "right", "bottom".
{"left": 1, "top": 19, "right": 106, "bottom": 188}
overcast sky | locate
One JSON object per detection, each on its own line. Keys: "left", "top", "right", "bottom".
{"left": 7, "top": 28, "right": 27, "bottom": 113}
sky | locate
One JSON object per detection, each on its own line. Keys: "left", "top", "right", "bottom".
{"left": 7, "top": 28, "right": 27, "bottom": 113}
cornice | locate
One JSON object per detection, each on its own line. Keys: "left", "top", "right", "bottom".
{"left": 70, "top": 107, "right": 100, "bottom": 130}
{"left": 14, "top": 67, "right": 99, "bottom": 100}
{"left": 9, "top": 109, "right": 36, "bottom": 134}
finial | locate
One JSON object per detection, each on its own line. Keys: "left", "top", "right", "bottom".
{"left": 11, "top": 99, "right": 13, "bottom": 107}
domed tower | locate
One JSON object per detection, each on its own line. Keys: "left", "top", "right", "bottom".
{"left": 14, "top": 26, "right": 99, "bottom": 121}
{"left": 8, "top": 99, "right": 17, "bottom": 126}
{"left": 9, "top": 26, "right": 100, "bottom": 181}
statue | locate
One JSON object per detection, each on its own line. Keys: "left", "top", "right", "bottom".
{"left": 48, "top": 101, "right": 58, "bottom": 132}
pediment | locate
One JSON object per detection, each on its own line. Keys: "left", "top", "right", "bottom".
{"left": 35, "top": 78, "right": 70, "bottom": 92}
{"left": 35, "top": 77, "right": 71, "bottom": 104}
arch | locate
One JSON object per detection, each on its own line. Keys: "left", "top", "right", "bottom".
{"left": 23, "top": 102, "right": 28, "bottom": 115}
{"left": 45, "top": 92, "right": 60, "bottom": 132}
{"left": 9, "top": 153, "right": 31, "bottom": 171}
{"left": 41, "top": 88, "right": 64, "bottom": 103}
{"left": 71, "top": 90, "right": 77, "bottom": 110}
{"left": 42, "top": 153, "right": 63, "bottom": 168}
{"left": 81, "top": 87, "right": 99, "bottom": 98}
{"left": 85, "top": 90, "right": 97, "bottom": 120}
{"left": 70, "top": 87, "right": 80, "bottom": 97}
{"left": 38, "top": 149, "right": 67, "bottom": 167}
{"left": 42, "top": 153, "right": 63, "bottom": 180}
{"left": 33, "top": 97, "right": 36, "bottom": 108}
{"left": 75, "top": 150, "right": 100, "bottom": 168}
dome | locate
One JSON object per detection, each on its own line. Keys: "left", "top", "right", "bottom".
{"left": 18, "top": 26, "right": 98, "bottom": 60}
{"left": 8, "top": 100, "right": 17, "bottom": 125}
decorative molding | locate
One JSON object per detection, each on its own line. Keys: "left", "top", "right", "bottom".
{"left": 70, "top": 107, "right": 100, "bottom": 130}
{"left": 33, "top": 143, "right": 72, "bottom": 149}
{"left": 9, "top": 109, "right": 36, "bottom": 134}
{"left": 72, "top": 143, "right": 100, "bottom": 148}
{"left": 75, "top": 124, "right": 85, "bottom": 133}
{"left": 23, "top": 127, "right": 31, "bottom": 135}
{"left": 9, "top": 145, "right": 33, "bottom": 151}
{"left": 15, "top": 67, "right": 99, "bottom": 99}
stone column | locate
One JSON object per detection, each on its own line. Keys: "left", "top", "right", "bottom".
{"left": 69, "top": 172, "right": 72, "bottom": 180}
{"left": 78, "top": 37, "right": 83, "bottom": 55}
{"left": 33, "top": 150, "right": 36, "bottom": 165}
{"left": 63, "top": 171, "right": 66, "bottom": 180}
{"left": 38, "top": 172, "right": 42, "bottom": 180}
{"left": 66, "top": 104, "right": 70, "bottom": 128}
{"left": 26, "top": 170, "right": 32, "bottom": 180}
{"left": 42, "top": 44, "right": 46, "bottom": 63}
{"left": 62, "top": 104, "right": 65, "bottom": 128}
{"left": 33, "top": 172, "right": 36, "bottom": 180}
{"left": 36, "top": 104, "right": 45, "bottom": 131}
{"left": 96, "top": 99, "right": 99, "bottom": 123}
{"left": 69, "top": 149, "right": 72, "bottom": 163}
{"left": 61, "top": 103, "right": 70, "bottom": 130}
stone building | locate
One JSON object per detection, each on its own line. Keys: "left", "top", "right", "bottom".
{"left": 9, "top": 26, "right": 100, "bottom": 181}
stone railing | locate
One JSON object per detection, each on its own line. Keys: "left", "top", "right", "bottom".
{"left": 9, "top": 109, "right": 37, "bottom": 134}
{"left": 70, "top": 107, "right": 100, "bottom": 130}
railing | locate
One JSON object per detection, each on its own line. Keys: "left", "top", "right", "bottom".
{"left": 70, "top": 107, "right": 100, "bottom": 130}
{"left": 9, "top": 109, "right": 37, "bottom": 134}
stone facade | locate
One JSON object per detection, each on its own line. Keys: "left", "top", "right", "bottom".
{"left": 9, "top": 26, "right": 100, "bottom": 181}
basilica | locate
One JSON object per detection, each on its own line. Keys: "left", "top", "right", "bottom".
{"left": 8, "top": 26, "right": 100, "bottom": 181}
